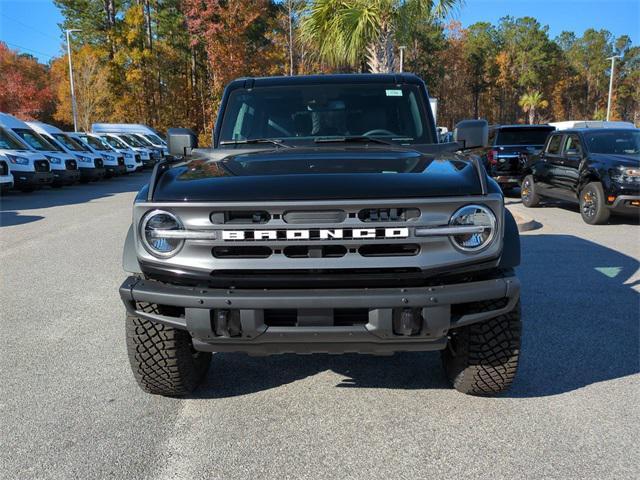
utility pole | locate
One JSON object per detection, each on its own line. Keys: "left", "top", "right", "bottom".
{"left": 66, "top": 29, "right": 81, "bottom": 131}
{"left": 398, "top": 46, "right": 406, "bottom": 73}
{"left": 287, "top": 0, "right": 294, "bottom": 75}
{"left": 606, "top": 55, "right": 621, "bottom": 121}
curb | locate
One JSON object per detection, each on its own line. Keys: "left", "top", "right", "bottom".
{"left": 511, "top": 210, "right": 542, "bottom": 232}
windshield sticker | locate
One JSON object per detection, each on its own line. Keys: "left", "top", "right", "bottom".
{"left": 385, "top": 89, "right": 403, "bottom": 97}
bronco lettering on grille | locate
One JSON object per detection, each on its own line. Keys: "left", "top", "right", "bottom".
{"left": 222, "top": 228, "right": 409, "bottom": 241}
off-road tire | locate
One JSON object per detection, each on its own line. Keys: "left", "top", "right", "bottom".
{"left": 441, "top": 300, "right": 521, "bottom": 395}
{"left": 579, "top": 182, "right": 610, "bottom": 225}
{"left": 126, "top": 313, "right": 211, "bottom": 396}
{"left": 520, "top": 175, "right": 541, "bottom": 207}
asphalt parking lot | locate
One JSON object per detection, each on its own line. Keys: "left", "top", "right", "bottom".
{"left": 1, "top": 175, "right": 638, "bottom": 480}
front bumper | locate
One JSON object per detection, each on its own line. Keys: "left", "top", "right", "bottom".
{"left": 120, "top": 274, "right": 520, "bottom": 355}
{"left": 11, "top": 171, "right": 54, "bottom": 188}
{"left": 609, "top": 194, "right": 640, "bottom": 213}
{"left": 79, "top": 167, "right": 105, "bottom": 180}
{"left": 0, "top": 178, "right": 13, "bottom": 192}
{"left": 52, "top": 168, "right": 81, "bottom": 185}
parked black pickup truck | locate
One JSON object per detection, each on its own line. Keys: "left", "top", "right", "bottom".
{"left": 521, "top": 128, "right": 640, "bottom": 224}
{"left": 483, "top": 125, "right": 555, "bottom": 190}
{"left": 120, "top": 74, "right": 522, "bottom": 397}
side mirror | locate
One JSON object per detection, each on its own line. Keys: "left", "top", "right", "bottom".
{"left": 454, "top": 119, "right": 489, "bottom": 149}
{"left": 167, "top": 128, "right": 198, "bottom": 157}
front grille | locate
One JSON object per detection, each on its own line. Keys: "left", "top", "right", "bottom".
{"left": 0, "top": 160, "right": 7, "bottom": 176}
{"left": 135, "top": 154, "right": 141, "bottom": 162}
{"left": 94, "top": 158, "right": 104, "bottom": 168}
{"left": 65, "top": 159, "right": 77, "bottom": 170}
{"left": 118, "top": 156, "right": 124, "bottom": 165}
{"left": 34, "top": 160, "right": 49, "bottom": 172}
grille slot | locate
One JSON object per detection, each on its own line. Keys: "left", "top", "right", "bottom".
{"left": 283, "top": 245, "right": 347, "bottom": 258}
{"left": 358, "top": 208, "right": 420, "bottom": 222}
{"left": 264, "top": 309, "right": 297, "bottom": 326}
{"left": 283, "top": 210, "right": 346, "bottom": 224}
{"left": 211, "top": 210, "right": 271, "bottom": 224}
{"left": 34, "top": 160, "right": 49, "bottom": 172}
{"left": 65, "top": 159, "right": 77, "bottom": 170}
{"left": 213, "top": 246, "right": 272, "bottom": 259}
{"left": 359, "top": 244, "right": 420, "bottom": 257}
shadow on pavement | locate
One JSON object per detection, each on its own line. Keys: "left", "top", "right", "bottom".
{"left": 0, "top": 172, "right": 149, "bottom": 227}
{"left": 192, "top": 233, "right": 639, "bottom": 399}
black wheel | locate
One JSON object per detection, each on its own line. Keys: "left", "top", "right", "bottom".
{"left": 441, "top": 300, "right": 521, "bottom": 396}
{"left": 579, "top": 182, "right": 610, "bottom": 225}
{"left": 520, "top": 175, "right": 541, "bottom": 207}
{"left": 126, "top": 312, "right": 211, "bottom": 396}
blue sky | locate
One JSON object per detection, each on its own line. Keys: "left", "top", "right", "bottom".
{"left": 1, "top": 0, "right": 639, "bottom": 63}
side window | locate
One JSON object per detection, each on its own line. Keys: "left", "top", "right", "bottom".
{"left": 546, "top": 135, "right": 563, "bottom": 154}
{"left": 564, "top": 135, "right": 583, "bottom": 156}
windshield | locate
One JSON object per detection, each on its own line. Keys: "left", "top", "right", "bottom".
{"left": 131, "top": 134, "right": 153, "bottom": 147}
{"left": 103, "top": 135, "right": 128, "bottom": 149}
{"left": 219, "top": 83, "right": 434, "bottom": 145}
{"left": 0, "top": 127, "right": 27, "bottom": 150}
{"left": 78, "top": 134, "right": 110, "bottom": 151}
{"left": 584, "top": 130, "right": 640, "bottom": 155}
{"left": 13, "top": 128, "right": 62, "bottom": 152}
{"left": 143, "top": 133, "right": 164, "bottom": 145}
{"left": 120, "top": 134, "right": 144, "bottom": 147}
{"left": 496, "top": 127, "right": 554, "bottom": 146}
{"left": 52, "top": 133, "right": 90, "bottom": 152}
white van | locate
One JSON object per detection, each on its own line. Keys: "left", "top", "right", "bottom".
{"left": 67, "top": 132, "right": 125, "bottom": 177}
{"left": 0, "top": 153, "right": 14, "bottom": 193}
{"left": 0, "top": 113, "right": 80, "bottom": 186}
{"left": 550, "top": 120, "right": 636, "bottom": 130}
{"left": 0, "top": 126, "right": 53, "bottom": 191}
{"left": 92, "top": 123, "right": 168, "bottom": 154}
{"left": 27, "top": 122, "right": 105, "bottom": 182}
{"left": 94, "top": 132, "right": 159, "bottom": 168}
{"left": 78, "top": 133, "right": 142, "bottom": 173}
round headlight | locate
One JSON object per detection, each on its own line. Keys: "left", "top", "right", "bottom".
{"left": 449, "top": 205, "right": 496, "bottom": 252}
{"left": 140, "top": 210, "right": 184, "bottom": 258}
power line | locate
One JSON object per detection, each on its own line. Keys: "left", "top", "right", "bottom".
{"left": 0, "top": 12, "right": 61, "bottom": 43}
{"left": 2, "top": 41, "right": 58, "bottom": 60}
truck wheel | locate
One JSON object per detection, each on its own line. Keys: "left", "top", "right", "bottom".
{"left": 126, "top": 314, "right": 211, "bottom": 396}
{"left": 520, "top": 175, "right": 541, "bottom": 207}
{"left": 441, "top": 301, "right": 521, "bottom": 395}
{"left": 579, "top": 182, "right": 610, "bottom": 225}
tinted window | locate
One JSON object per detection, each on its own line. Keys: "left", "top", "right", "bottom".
{"left": 583, "top": 130, "right": 640, "bottom": 155}
{"left": 120, "top": 134, "right": 144, "bottom": 147}
{"left": 564, "top": 135, "right": 583, "bottom": 155}
{"left": 496, "top": 127, "right": 554, "bottom": 146}
{"left": 0, "top": 127, "right": 27, "bottom": 150}
{"left": 13, "top": 128, "right": 62, "bottom": 152}
{"left": 79, "top": 134, "right": 110, "bottom": 151}
{"left": 104, "top": 135, "right": 127, "bottom": 149}
{"left": 52, "top": 133, "right": 89, "bottom": 152}
{"left": 546, "top": 135, "right": 563, "bottom": 154}
{"left": 219, "top": 83, "right": 434, "bottom": 145}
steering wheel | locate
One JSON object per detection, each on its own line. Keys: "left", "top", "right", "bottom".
{"left": 362, "top": 129, "right": 397, "bottom": 137}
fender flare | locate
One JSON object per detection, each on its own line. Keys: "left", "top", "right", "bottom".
{"left": 499, "top": 209, "right": 521, "bottom": 269}
{"left": 123, "top": 224, "right": 142, "bottom": 274}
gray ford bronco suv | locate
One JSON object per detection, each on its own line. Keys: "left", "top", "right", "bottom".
{"left": 120, "top": 74, "right": 522, "bottom": 397}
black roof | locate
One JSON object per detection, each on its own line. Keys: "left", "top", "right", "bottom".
{"left": 550, "top": 128, "right": 639, "bottom": 135}
{"left": 228, "top": 73, "right": 425, "bottom": 88}
{"left": 490, "top": 124, "right": 555, "bottom": 130}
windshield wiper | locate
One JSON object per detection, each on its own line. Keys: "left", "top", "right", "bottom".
{"left": 314, "top": 135, "right": 395, "bottom": 146}
{"left": 220, "top": 138, "right": 292, "bottom": 148}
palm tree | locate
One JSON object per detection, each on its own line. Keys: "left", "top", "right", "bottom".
{"left": 298, "top": 0, "right": 459, "bottom": 73}
{"left": 518, "top": 91, "right": 549, "bottom": 124}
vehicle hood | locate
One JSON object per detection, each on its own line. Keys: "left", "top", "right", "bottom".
{"left": 590, "top": 153, "right": 640, "bottom": 167}
{"left": 152, "top": 146, "right": 484, "bottom": 202}
{"left": 0, "top": 149, "right": 45, "bottom": 160}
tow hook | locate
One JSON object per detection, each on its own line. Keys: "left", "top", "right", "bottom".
{"left": 213, "top": 310, "right": 242, "bottom": 337}
{"left": 393, "top": 308, "right": 423, "bottom": 336}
